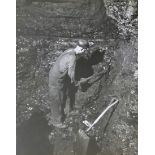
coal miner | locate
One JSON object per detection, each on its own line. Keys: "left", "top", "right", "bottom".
{"left": 49, "top": 39, "right": 90, "bottom": 128}
{"left": 49, "top": 39, "right": 107, "bottom": 128}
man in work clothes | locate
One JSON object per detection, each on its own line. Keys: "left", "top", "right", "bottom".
{"left": 49, "top": 39, "right": 90, "bottom": 128}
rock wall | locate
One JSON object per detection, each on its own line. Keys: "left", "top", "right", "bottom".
{"left": 16, "top": 1, "right": 138, "bottom": 155}
{"left": 17, "top": 0, "right": 117, "bottom": 38}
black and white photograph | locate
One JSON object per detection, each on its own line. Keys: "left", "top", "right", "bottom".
{"left": 16, "top": 0, "right": 138, "bottom": 155}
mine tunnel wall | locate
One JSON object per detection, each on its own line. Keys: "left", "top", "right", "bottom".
{"left": 16, "top": 0, "right": 137, "bottom": 155}
{"left": 17, "top": 0, "right": 117, "bottom": 38}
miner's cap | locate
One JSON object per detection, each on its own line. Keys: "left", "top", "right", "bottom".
{"left": 77, "top": 39, "right": 89, "bottom": 49}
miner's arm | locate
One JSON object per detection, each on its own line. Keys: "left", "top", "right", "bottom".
{"left": 68, "top": 58, "right": 77, "bottom": 85}
{"left": 78, "top": 69, "right": 106, "bottom": 86}
{"left": 77, "top": 62, "right": 111, "bottom": 91}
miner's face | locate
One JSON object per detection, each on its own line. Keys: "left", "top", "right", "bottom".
{"left": 76, "top": 46, "right": 86, "bottom": 54}
{"left": 76, "top": 46, "right": 90, "bottom": 59}
{"left": 80, "top": 47, "right": 88, "bottom": 53}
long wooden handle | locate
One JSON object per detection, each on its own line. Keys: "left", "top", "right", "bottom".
{"left": 86, "top": 99, "right": 119, "bottom": 132}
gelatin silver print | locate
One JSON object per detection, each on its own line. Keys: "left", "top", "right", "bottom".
{"left": 16, "top": 0, "right": 138, "bottom": 155}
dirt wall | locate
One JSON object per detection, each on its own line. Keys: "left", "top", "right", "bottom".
{"left": 16, "top": 1, "right": 137, "bottom": 155}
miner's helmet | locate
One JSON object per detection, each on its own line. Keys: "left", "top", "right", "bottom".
{"left": 77, "top": 39, "right": 89, "bottom": 49}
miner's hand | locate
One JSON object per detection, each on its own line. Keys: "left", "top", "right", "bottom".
{"left": 75, "top": 78, "right": 90, "bottom": 92}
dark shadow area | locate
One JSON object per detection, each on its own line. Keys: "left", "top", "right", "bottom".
{"left": 75, "top": 50, "right": 104, "bottom": 81}
{"left": 75, "top": 57, "right": 94, "bottom": 81}
{"left": 75, "top": 50, "right": 105, "bottom": 92}
{"left": 89, "top": 50, "right": 104, "bottom": 65}
{"left": 16, "top": 111, "right": 53, "bottom": 155}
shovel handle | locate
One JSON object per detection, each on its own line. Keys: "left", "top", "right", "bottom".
{"left": 86, "top": 99, "right": 119, "bottom": 132}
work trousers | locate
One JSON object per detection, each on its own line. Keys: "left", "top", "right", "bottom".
{"left": 49, "top": 85, "right": 67, "bottom": 125}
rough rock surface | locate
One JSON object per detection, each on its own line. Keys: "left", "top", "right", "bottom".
{"left": 16, "top": 0, "right": 138, "bottom": 155}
